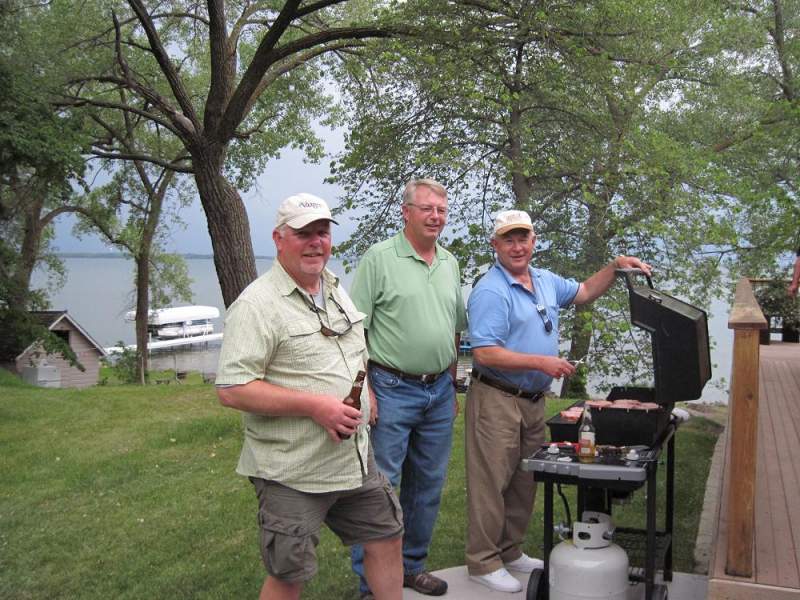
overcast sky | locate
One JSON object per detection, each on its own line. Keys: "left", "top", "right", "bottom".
{"left": 53, "top": 126, "right": 354, "bottom": 256}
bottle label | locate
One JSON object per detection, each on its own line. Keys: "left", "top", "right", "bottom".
{"left": 579, "top": 432, "right": 595, "bottom": 456}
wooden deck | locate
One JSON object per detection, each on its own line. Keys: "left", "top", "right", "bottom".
{"left": 708, "top": 341, "right": 800, "bottom": 600}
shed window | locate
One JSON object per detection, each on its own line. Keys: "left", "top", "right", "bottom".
{"left": 53, "top": 330, "right": 70, "bottom": 345}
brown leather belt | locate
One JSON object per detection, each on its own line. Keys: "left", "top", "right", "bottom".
{"left": 471, "top": 369, "right": 545, "bottom": 402}
{"left": 368, "top": 360, "right": 448, "bottom": 384}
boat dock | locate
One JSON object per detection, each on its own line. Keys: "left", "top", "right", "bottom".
{"left": 104, "top": 333, "right": 223, "bottom": 354}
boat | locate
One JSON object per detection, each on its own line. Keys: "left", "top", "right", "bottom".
{"left": 124, "top": 305, "right": 220, "bottom": 340}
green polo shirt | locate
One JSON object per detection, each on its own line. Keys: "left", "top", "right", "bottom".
{"left": 215, "top": 261, "right": 370, "bottom": 494}
{"left": 351, "top": 231, "right": 467, "bottom": 374}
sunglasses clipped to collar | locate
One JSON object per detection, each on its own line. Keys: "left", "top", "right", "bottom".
{"left": 301, "top": 293, "right": 353, "bottom": 337}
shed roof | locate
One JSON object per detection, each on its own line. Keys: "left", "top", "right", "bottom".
{"left": 15, "top": 311, "right": 107, "bottom": 361}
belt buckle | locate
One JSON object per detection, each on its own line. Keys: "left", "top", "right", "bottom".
{"left": 420, "top": 373, "right": 434, "bottom": 384}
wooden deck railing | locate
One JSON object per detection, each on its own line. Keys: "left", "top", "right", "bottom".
{"left": 725, "top": 277, "right": 768, "bottom": 577}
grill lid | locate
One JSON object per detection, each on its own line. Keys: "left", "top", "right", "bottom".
{"left": 617, "top": 269, "right": 711, "bottom": 403}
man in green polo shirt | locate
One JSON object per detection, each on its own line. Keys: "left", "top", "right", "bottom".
{"left": 349, "top": 179, "right": 467, "bottom": 598}
{"left": 216, "top": 193, "right": 403, "bottom": 600}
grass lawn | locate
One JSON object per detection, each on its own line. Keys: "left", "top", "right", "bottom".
{"left": 0, "top": 369, "right": 723, "bottom": 599}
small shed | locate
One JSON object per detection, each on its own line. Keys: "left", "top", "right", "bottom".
{"left": 12, "top": 311, "right": 107, "bottom": 388}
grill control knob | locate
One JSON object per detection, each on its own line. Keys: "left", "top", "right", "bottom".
{"left": 626, "top": 449, "right": 640, "bottom": 461}
{"left": 547, "top": 443, "right": 560, "bottom": 455}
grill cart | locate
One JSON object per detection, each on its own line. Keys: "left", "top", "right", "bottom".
{"left": 521, "top": 269, "right": 711, "bottom": 600}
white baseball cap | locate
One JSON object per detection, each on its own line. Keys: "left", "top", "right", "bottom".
{"left": 275, "top": 193, "right": 338, "bottom": 229}
{"left": 493, "top": 210, "right": 534, "bottom": 236}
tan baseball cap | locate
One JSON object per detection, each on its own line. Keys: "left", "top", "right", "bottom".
{"left": 494, "top": 210, "right": 534, "bottom": 236}
{"left": 276, "top": 193, "right": 338, "bottom": 229}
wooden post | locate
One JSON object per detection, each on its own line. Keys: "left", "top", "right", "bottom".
{"left": 725, "top": 278, "right": 767, "bottom": 577}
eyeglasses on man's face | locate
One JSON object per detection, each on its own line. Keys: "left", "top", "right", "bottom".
{"left": 302, "top": 293, "right": 353, "bottom": 337}
{"left": 406, "top": 203, "right": 448, "bottom": 217}
{"left": 536, "top": 304, "right": 553, "bottom": 333}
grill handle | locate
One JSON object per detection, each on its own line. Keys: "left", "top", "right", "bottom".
{"left": 615, "top": 267, "right": 653, "bottom": 292}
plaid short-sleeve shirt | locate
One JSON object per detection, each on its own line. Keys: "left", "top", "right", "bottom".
{"left": 216, "top": 261, "right": 370, "bottom": 493}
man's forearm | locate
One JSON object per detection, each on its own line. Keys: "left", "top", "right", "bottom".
{"left": 575, "top": 255, "right": 652, "bottom": 305}
{"left": 217, "top": 379, "right": 324, "bottom": 416}
{"left": 473, "top": 345, "right": 550, "bottom": 371}
{"left": 574, "top": 258, "right": 619, "bottom": 305}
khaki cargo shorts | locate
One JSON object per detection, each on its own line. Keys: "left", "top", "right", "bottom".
{"left": 250, "top": 452, "right": 403, "bottom": 583}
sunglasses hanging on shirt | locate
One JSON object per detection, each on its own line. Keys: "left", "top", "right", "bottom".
{"left": 301, "top": 292, "right": 353, "bottom": 337}
{"left": 536, "top": 304, "right": 553, "bottom": 333}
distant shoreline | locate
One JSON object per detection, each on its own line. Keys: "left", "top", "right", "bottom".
{"left": 56, "top": 252, "right": 277, "bottom": 260}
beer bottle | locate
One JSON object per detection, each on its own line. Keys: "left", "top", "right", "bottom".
{"left": 578, "top": 405, "right": 596, "bottom": 463}
{"left": 340, "top": 370, "right": 366, "bottom": 440}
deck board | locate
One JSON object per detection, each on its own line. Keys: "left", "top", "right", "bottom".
{"left": 759, "top": 360, "right": 799, "bottom": 587}
{"left": 708, "top": 342, "right": 800, "bottom": 599}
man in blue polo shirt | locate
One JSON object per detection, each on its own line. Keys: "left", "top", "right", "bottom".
{"left": 465, "top": 209, "right": 651, "bottom": 593}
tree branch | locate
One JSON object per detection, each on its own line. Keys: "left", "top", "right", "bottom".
{"left": 88, "top": 149, "right": 194, "bottom": 173}
{"left": 205, "top": 0, "right": 236, "bottom": 133}
{"left": 126, "top": 0, "right": 201, "bottom": 131}
{"left": 60, "top": 96, "right": 181, "bottom": 136}
{"left": 244, "top": 39, "right": 358, "bottom": 117}
{"left": 296, "top": 0, "right": 348, "bottom": 18}
{"left": 212, "top": 0, "right": 303, "bottom": 141}
{"left": 220, "top": 25, "right": 395, "bottom": 142}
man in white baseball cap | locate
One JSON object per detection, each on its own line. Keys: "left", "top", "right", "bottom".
{"left": 216, "top": 192, "right": 403, "bottom": 600}
{"left": 465, "top": 209, "right": 651, "bottom": 593}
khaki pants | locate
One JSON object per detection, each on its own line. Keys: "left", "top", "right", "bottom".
{"left": 465, "top": 378, "right": 546, "bottom": 575}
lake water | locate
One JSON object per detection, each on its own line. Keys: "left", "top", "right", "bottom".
{"left": 34, "top": 256, "right": 733, "bottom": 403}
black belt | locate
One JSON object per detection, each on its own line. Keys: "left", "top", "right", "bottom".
{"left": 368, "top": 360, "right": 448, "bottom": 384}
{"left": 471, "top": 369, "right": 545, "bottom": 402}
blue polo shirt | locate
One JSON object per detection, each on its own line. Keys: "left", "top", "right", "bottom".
{"left": 468, "top": 262, "right": 579, "bottom": 392}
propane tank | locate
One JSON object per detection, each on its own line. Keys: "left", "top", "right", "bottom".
{"left": 549, "top": 511, "right": 629, "bottom": 600}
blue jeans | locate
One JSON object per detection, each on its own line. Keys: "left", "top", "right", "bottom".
{"left": 350, "top": 365, "right": 456, "bottom": 594}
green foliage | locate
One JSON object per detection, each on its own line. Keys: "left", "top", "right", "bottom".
{"left": 332, "top": 0, "right": 735, "bottom": 386}
{"left": 678, "top": 1, "right": 800, "bottom": 276}
{"left": 149, "top": 253, "right": 194, "bottom": 309}
{"left": 0, "top": 0, "right": 92, "bottom": 352}
{"left": 0, "top": 305, "right": 82, "bottom": 368}
{"left": 75, "top": 163, "right": 194, "bottom": 309}
{"left": 754, "top": 279, "right": 800, "bottom": 327}
{"left": 103, "top": 343, "right": 140, "bottom": 385}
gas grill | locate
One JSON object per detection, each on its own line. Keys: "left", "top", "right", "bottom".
{"left": 521, "top": 269, "right": 711, "bottom": 600}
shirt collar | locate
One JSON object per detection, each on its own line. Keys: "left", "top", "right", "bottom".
{"left": 273, "top": 259, "right": 340, "bottom": 298}
{"left": 394, "top": 230, "right": 447, "bottom": 262}
{"left": 494, "top": 260, "right": 538, "bottom": 291}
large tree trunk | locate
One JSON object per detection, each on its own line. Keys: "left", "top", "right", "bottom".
{"left": 193, "top": 148, "right": 257, "bottom": 307}
{"left": 13, "top": 193, "right": 46, "bottom": 308}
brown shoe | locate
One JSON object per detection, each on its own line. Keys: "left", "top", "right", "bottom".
{"left": 403, "top": 571, "right": 448, "bottom": 596}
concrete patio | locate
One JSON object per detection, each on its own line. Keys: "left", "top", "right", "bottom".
{"left": 402, "top": 566, "right": 708, "bottom": 599}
